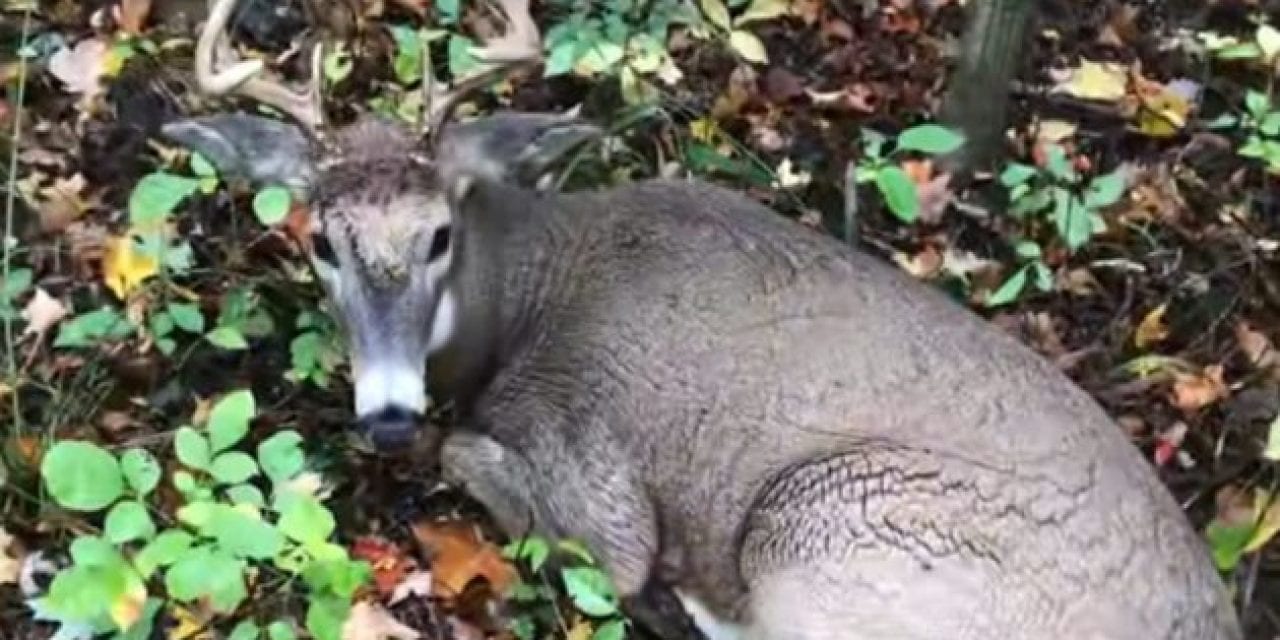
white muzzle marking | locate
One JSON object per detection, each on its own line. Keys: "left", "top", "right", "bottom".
{"left": 353, "top": 361, "right": 427, "bottom": 416}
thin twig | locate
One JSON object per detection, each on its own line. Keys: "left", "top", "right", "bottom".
{"left": 3, "top": 8, "right": 33, "bottom": 438}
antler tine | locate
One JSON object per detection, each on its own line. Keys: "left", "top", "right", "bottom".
{"left": 421, "top": 0, "right": 542, "bottom": 136}
{"left": 195, "top": 0, "right": 326, "bottom": 135}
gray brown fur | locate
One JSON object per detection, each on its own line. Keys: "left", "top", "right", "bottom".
{"left": 164, "top": 112, "right": 1243, "bottom": 639}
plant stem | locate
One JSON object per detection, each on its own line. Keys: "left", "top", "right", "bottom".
{"left": 3, "top": 8, "right": 33, "bottom": 438}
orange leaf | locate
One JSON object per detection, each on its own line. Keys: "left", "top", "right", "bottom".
{"left": 352, "top": 536, "right": 416, "bottom": 598}
{"left": 411, "top": 520, "right": 516, "bottom": 598}
{"left": 1169, "top": 364, "right": 1228, "bottom": 413}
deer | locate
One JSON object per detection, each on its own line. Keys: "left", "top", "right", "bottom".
{"left": 160, "top": 0, "right": 1244, "bottom": 638}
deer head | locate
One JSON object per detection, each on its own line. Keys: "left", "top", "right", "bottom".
{"left": 163, "top": 0, "right": 601, "bottom": 449}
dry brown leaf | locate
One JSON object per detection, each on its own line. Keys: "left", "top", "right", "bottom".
{"left": 893, "top": 245, "right": 943, "bottom": 279}
{"left": 116, "top": 0, "right": 152, "bottom": 35}
{"left": 389, "top": 570, "right": 433, "bottom": 605}
{"left": 21, "top": 288, "right": 68, "bottom": 340}
{"left": 1169, "top": 364, "right": 1229, "bottom": 413}
{"left": 1134, "top": 303, "right": 1170, "bottom": 349}
{"left": 0, "top": 527, "right": 22, "bottom": 586}
{"left": 341, "top": 601, "right": 421, "bottom": 640}
{"left": 411, "top": 520, "right": 516, "bottom": 598}
{"left": 1235, "top": 321, "right": 1280, "bottom": 373}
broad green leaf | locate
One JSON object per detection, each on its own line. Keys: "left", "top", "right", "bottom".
{"left": 305, "top": 593, "right": 349, "bottom": 640}
{"left": 227, "top": 483, "right": 266, "bottom": 507}
{"left": 205, "top": 504, "right": 286, "bottom": 559}
{"left": 172, "top": 470, "right": 197, "bottom": 495}
{"left": 1032, "top": 262, "right": 1054, "bottom": 292}
{"left": 322, "top": 43, "right": 354, "bottom": 84}
{"left": 987, "top": 266, "right": 1028, "bottom": 308}
{"left": 1043, "top": 145, "right": 1075, "bottom": 181}
{"left": 176, "top": 500, "right": 216, "bottom": 528}
{"left": 560, "top": 566, "right": 619, "bottom": 617}
{"left": 211, "top": 452, "right": 260, "bottom": 485}
{"left": 253, "top": 186, "right": 292, "bottom": 226}
{"left": 1205, "top": 520, "right": 1253, "bottom": 572}
{"left": 134, "top": 530, "right": 195, "bottom": 578}
{"left": 164, "top": 546, "right": 247, "bottom": 613}
{"left": 119, "top": 448, "right": 160, "bottom": 497}
{"left": 1264, "top": 412, "right": 1280, "bottom": 461}
{"left": 1262, "top": 112, "right": 1280, "bottom": 137}
{"left": 41, "top": 441, "right": 124, "bottom": 511}
{"left": 206, "top": 325, "right": 249, "bottom": 350}
{"left": 999, "top": 163, "right": 1037, "bottom": 188}
{"left": 728, "top": 30, "right": 767, "bottom": 63}
{"left": 54, "top": 307, "right": 135, "bottom": 348}
{"left": 128, "top": 172, "right": 199, "bottom": 226}
{"left": 1053, "top": 188, "right": 1093, "bottom": 251}
{"left": 166, "top": 302, "right": 205, "bottom": 334}
{"left": 229, "top": 621, "right": 261, "bottom": 640}
{"left": 1014, "top": 241, "right": 1042, "bottom": 261}
{"left": 174, "top": 426, "right": 211, "bottom": 470}
{"left": 208, "top": 389, "right": 255, "bottom": 453}
{"left": 1084, "top": 169, "right": 1127, "bottom": 209}
{"left": 268, "top": 621, "right": 298, "bottom": 640}
{"left": 896, "top": 124, "right": 965, "bottom": 155}
{"left": 104, "top": 500, "right": 155, "bottom": 544}
{"left": 258, "top": 431, "right": 305, "bottom": 484}
{"left": 503, "top": 536, "right": 551, "bottom": 572}
{"left": 875, "top": 165, "right": 919, "bottom": 223}
{"left": 277, "top": 493, "right": 336, "bottom": 544}
{"left": 2, "top": 267, "right": 32, "bottom": 300}
{"left": 436, "top": 0, "right": 461, "bottom": 24}
{"left": 190, "top": 152, "right": 217, "bottom": 179}
{"left": 699, "top": 0, "right": 731, "bottom": 30}
{"left": 70, "top": 536, "right": 120, "bottom": 567}
{"left": 388, "top": 24, "right": 424, "bottom": 84}
{"left": 593, "top": 619, "right": 627, "bottom": 640}
{"left": 117, "top": 598, "right": 163, "bottom": 640}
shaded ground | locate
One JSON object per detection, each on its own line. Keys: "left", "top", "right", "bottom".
{"left": 2, "top": 0, "right": 1280, "bottom": 638}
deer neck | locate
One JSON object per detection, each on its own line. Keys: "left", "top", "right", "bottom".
{"left": 426, "top": 179, "right": 585, "bottom": 404}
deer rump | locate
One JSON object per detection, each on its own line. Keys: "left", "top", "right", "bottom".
{"left": 162, "top": 1, "right": 1243, "bottom": 638}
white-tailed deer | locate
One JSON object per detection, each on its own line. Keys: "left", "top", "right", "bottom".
{"left": 162, "top": 1, "right": 1243, "bottom": 637}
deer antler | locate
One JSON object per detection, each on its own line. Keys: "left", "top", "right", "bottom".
{"left": 421, "top": 0, "right": 542, "bottom": 136}
{"left": 194, "top": 0, "right": 326, "bottom": 136}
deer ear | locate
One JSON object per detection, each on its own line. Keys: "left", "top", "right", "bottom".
{"left": 436, "top": 111, "right": 602, "bottom": 188}
{"left": 160, "top": 113, "right": 319, "bottom": 199}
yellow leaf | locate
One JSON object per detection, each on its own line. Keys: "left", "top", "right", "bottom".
{"left": 168, "top": 605, "right": 216, "bottom": 640}
{"left": 729, "top": 30, "right": 768, "bottom": 64}
{"left": 109, "top": 579, "right": 149, "bottom": 630}
{"left": 735, "top": 0, "right": 789, "bottom": 26}
{"left": 700, "top": 0, "right": 731, "bottom": 31}
{"left": 1056, "top": 60, "right": 1128, "bottom": 102}
{"left": 1244, "top": 491, "right": 1280, "bottom": 553}
{"left": 1136, "top": 88, "right": 1189, "bottom": 138}
{"left": 102, "top": 234, "right": 159, "bottom": 299}
{"left": 689, "top": 117, "right": 719, "bottom": 143}
{"left": 1134, "top": 303, "right": 1169, "bottom": 349}
{"left": 566, "top": 619, "right": 593, "bottom": 640}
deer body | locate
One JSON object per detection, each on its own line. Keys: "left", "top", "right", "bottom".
{"left": 165, "top": 1, "right": 1242, "bottom": 636}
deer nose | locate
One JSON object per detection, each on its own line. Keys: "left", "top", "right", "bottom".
{"left": 357, "top": 405, "right": 423, "bottom": 451}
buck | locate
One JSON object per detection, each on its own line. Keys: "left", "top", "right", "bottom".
{"left": 162, "top": 0, "right": 1243, "bottom": 637}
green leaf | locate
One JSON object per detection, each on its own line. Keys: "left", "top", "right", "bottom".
{"left": 593, "top": 619, "right": 628, "bottom": 640}
{"left": 1014, "top": 241, "right": 1042, "bottom": 261}
{"left": 987, "top": 266, "right": 1028, "bottom": 308}
{"left": 728, "top": 30, "right": 767, "bottom": 63}
{"left": 268, "top": 621, "right": 298, "bottom": 640}
{"left": 1264, "top": 412, "right": 1280, "bottom": 462}
{"left": 253, "top": 186, "right": 292, "bottom": 226}
{"left": 117, "top": 598, "right": 163, "bottom": 640}
{"left": 54, "top": 307, "right": 135, "bottom": 348}
{"left": 134, "top": 530, "right": 195, "bottom": 578}
{"left": 1084, "top": 169, "right": 1127, "bottom": 209}
{"left": 699, "top": 0, "right": 731, "bottom": 30}
{"left": 436, "top": 0, "right": 461, "bottom": 24}
{"left": 1053, "top": 188, "right": 1093, "bottom": 251}
{"left": 211, "top": 452, "right": 260, "bottom": 485}
{"left": 1032, "top": 262, "right": 1054, "bottom": 292}
{"left": 174, "top": 426, "right": 211, "bottom": 470}
{"left": 1206, "top": 520, "right": 1254, "bottom": 572}
{"left": 166, "top": 302, "right": 205, "bottom": 334}
{"left": 560, "top": 566, "right": 619, "bottom": 617}
{"left": 104, "top": 500, "right": 155, "bottom": 544}
{"left": 229, "top": 621, "right": 261, "bottom": 640}
{"left": 206, "top": 325, "right": 249, "bottom": 350}
{"left": 1043, "top": 145, "right": 1075, "bottom": 181}
{"left": 258, "top": 431, "right": 305, "bottom": 484}
{"left": 208, "top": 389, "right": 256, "bottom": 453}
{"left": 1262, "top": 112, "right": 1280, "bottom": 137}
{"left": 895, "top": 124, "right": 965, "bottom": 155}
{"left": 128, "top": 172, "right": 200, "bottom": 226}
{"left": 875, "top": 165, "right": 919, "bottom": 223}
{"left": 999, "top": 163, "right": 1037, "bottom": 188}
{"left": 277, "top": 492, "right": 336, "bottom": 544}
{"left": 70, "top": 536, "right": 120, "bottom": 567}
{"left": 734, "top": 0, "right": 788, "bottom": 25}
{"left": 2, "top": 267, "right": 32, "bottom": 301}
{"left": 164, "top": 546, "right": 248, "bottom": 613}
{"left": 503, "top": 536, "right": 551, "bottom": 572}
{"left": 190, "top": 152, "right": 217, "bottom": 179}
{"left": 305, "top": 593, "right": 350, "bottom": 640}
{"left": 119, "top": 448, "right": 161, "bottom": 497}
{"left": 172, "top": 470, "right": 198, "bottom": 495}
{"left": 41, "top": 441, "right": 124, "bottom": 511}
{"left": 388, "top": 24, "right": 424, "bottom": 84}
{"left": 206, "top": 504, "right": 286, "bottom": 559}
{"left": 1246, "top": 90, "right": 1270, "bottom": 120}
{"left": 227, "top": 483, "right": 266, "bottom": 507}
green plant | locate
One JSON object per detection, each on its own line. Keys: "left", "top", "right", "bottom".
{"left": 985, "top": 240, "right": 1053, "bottom": 308}
{"left": 31, "top": 389, "right": 371, "bottom": 640}
{"left": 853, "top": 124, "right": 966, "bottom": 223}
{"left": 1209, "top": 89, "right": 1280, "bottom": 174}
{"left": 205, "top": 285, "right": 276, "bottom": 351}
{"left": 998, "top": 144, "right": 1125, "bottom": 252}
{"left": 286, "top": 308, "right": 346, "bottom": 388}
{"left": 503, "top": 536, "right": 629, "bottom": 640}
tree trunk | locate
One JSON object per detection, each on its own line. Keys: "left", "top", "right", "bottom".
{"left": 938, "top": 0, "right": 1036, "bottom": 175}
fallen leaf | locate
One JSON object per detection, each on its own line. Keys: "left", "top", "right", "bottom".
{"left": 0, "top": 527, "right": 22, "bottom": 586}
{"left": 35, "top": 174, "right": 91, "bottom": 233}
{"left": 168, "top": 604, "right": 216, "bottom": 640}
{"left": 102, "top": 235, "right": 159, "bottom": 300}
{"left": 389, "top": 570, "right": 432, "bottom": 605}
{"left": 341, "top": 601, "right": 420, "bottom": 640}
{"left": 410, "top": 520, "right": 516, "bottom": 598}
{"left": 893, "top": 245, "right": 943, "bottom": 279}
{"left": 1169, "top": 364, "right": 1228, "bottom": 413}
{"left": 21, "top": 288, "right": 68, "bottom": 340}
{"left": 1054, "top": 59, "right": 1129, "bottom": 102}
{"left": 47, "top": 38, "right": 111, "bottom": 96}
{"left": 1235, "top": 321, "right": 1280, "bottom": 374}
{"left": 1134, "top": 303, "right": 1169, "bottom": 349}
{"left": 115, "top": 0, "right": 152, "bottom": 35}
{"left": 352, "top": 536, "right": 416, "bottom": 599}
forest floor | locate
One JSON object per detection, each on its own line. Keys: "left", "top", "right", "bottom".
{"left": 2, "top": 0, "right": 1280, "bottom": 638}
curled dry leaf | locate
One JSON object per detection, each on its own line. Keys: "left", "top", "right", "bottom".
{"left": 1134, "top": 303, "right": 1170, "bottom": 349}
{"left": 342, "top": 601, "right": 421, "bottom": 640}
{"left": 21, "top": 288, "right": 68, "bottom": 340}
{"left": 410, "top": 520, "right": 516, "bottom": 598}
{"left": 1169, "top": 364, "right": 1229, "bottom": 413}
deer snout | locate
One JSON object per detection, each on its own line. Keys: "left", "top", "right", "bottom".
{"left": 357, "top": 405, "right": 423, "bottom": 451}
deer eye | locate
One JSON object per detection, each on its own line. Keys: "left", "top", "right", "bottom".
{"left": 311, "top": 232, "right": 338, "bottom": 266}
{"left": 427, "top": 225, "right": 451, "bottom": 262}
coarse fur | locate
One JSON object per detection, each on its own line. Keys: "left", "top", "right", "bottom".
{"left": 164, "top": 112, "right": 1243, "bottom": 639}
